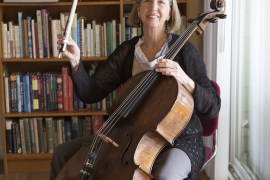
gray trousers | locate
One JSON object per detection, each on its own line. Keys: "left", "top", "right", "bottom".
{"left": 50, "top": 136, "right": 191, "bottom": 180}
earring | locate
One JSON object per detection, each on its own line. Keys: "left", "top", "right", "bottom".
{"left": 139, "top": 20, "right": 142, "bottom": 26}
{"left": 166, "top": 20, "right": 169, "bottom": 33}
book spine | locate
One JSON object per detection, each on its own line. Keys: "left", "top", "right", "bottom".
{"left": 23, "top": 19, "right": 29, "bottom": 58}
{"left": 10, "top": 73, "right": 18, "bottom": 112}
{"left": 62, "top": 66, "right": 69, "bottom": 111}
{"left": 45, "top": 12, "right": 50, "bottom": 58}
{"left": 51, "top": 19, "right": 61, "bottom": 58}
{"left": 68, "top": 77, "right": 73, "bottom": 111}
{"left": 32, "top": 73, "right": 39, "bottom": 111}
{"left": 23, "top": 118, "right": 31, "bottom": 153}
{"left": 37, "top": 117, "right": 44, "bottom": 153}
{"left": 1, "top": 23, "right": 8, "bottom": 58}
{"left": 11, "top": 123, "right": 17, "bottom": 153}
{"left": 71, "top": 116, "right": 78, "bottom": 139}
{"left": 9, "top": 21, "right": 15, "bottom": 58}
{"left": 37, "top": 72, "right": 44, "bottom": 111}
{"left": 15, "top": 123, "right": 22, "bottom": 154}
{"left": 64, "top": 120, "right": 71, "bottom": 142}
{"left": 92, "top": 115, "right": 103, "bottom": 134}
{"left": 79, "top": 17, "right": 85, "bottom": 57}
{"left": 52, "top": 120, "right": 58, "bottom": 149}
{"left": 14, "top": 25, "right": 21, "bottom": 58}
{"left": 85, "top": 116, "right": 92, "bottom": 136}
{"left": 45, "top": 117, "right": 53, "bottom": 153}
{"left": 6, "top": 31, "right": 10, "bottom": 58}
{"left": 5, "top": 120, "right": 13, "bottom": 153}
{"left": 18, "top": 12, "right": 24, "bottom": 58}
{"left": 19, "top": 119, "right": 26, "bottom": 154}
{"left": 56, "top": 73, "right": 63, "bottom": 111}
{"left": 103, "top": 22, "right": 107, "bottom": 57}
{"left": 86, "top": 23, "right": 91, "bottom": 57}
{"left": 36, "top": 10, "right": 44, "bottom": 58}
{"left": 4, "top": 73, "right": 11, "bottom": 113}
{"left": 33, "top": 118, "right": 39, "bottom": 153}
{"left": 28, "top": 118, "right": 36, "bottom": 153}
{"left": 16, "top": 72, "right": 23, "bottom": 113}
{"left": 95, "top": 25, "right": 100, "bottom": 57}
{"left": 31, "top": 19, "right": 36, "bottom": 58}
{"left": 27, "top": 16, "right": 33, "bottom": 58}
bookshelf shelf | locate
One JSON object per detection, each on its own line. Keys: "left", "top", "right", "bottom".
{"left": 0, "top": 0, "right": 203, "bottom": 175}
{"left": 4, "top": 110, "right": 109, "bottom": 118}
{"left": 1, "top": 56, "right": 107, "bottom": 62}
{"left": 0, "top": 1, "right": 120, "bottom": 6}
{"left": 6, "top": 153, "right": 52, "bottom": 160}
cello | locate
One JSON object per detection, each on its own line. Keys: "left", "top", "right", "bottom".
{"left": 56, "top": 0, "right": 226, "bottom": 179}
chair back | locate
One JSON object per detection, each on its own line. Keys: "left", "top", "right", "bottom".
{"left": 196, "top": 80, "right": 220, "bottom": 136}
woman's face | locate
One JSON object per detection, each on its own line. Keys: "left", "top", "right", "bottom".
{"left": 137, "top": 0, "right": 171, "bottom": 31}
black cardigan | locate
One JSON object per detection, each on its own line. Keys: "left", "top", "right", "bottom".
{"left": 69, "top": 34, "right": 221, "bottom": 179}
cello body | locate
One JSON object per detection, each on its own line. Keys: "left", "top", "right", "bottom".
{"left": 56, "top": 70, "right": 193, "bottom": 180}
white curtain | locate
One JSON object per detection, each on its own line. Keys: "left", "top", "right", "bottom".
{"left": 248, "top": 0, "right": 270, "bottom": 179}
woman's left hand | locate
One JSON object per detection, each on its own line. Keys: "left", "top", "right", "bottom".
{"left": 155, "top": 59, "right": 195, "bottom": 94}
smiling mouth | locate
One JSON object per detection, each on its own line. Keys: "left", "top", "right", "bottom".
{"left": 147, "top": 15, "right": 159, "bottom": 18}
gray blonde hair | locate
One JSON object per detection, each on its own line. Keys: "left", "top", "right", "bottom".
{"left": 127, "top": 0, "right": 181, "bottom": 33}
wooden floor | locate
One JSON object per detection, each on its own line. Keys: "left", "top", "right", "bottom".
{"left": 0, "top": 160, "right": 210, "bottom": 180}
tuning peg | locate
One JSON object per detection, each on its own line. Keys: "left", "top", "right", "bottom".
{"left": 216, "top": 14, "right": 227, "bottom": 19}
{"left": 208, "top": 18, "right": 218, "bottom": 23}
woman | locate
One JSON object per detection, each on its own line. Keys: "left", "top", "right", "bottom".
{"left": 51, "top": 0, "right": 221, "bottom": 179}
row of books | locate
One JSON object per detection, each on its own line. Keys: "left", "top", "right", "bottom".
{"left": 6, "top": 115, "right": 104, "bottom": 154}
{"left": 0, "top": 9, "right": 142, "bottom": 59}
{"left": 3, "top": 64, "right": 119, "bottom": 113}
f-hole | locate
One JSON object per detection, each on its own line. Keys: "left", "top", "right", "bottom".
{"left": 120, "top": 133, "right": 132, "bottom": 166}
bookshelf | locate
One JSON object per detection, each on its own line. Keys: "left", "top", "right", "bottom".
{"left": 0, "top": 0, "right": 202, "bottom": 174}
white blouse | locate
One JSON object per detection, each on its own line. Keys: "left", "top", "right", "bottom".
{"left": 132, "top": 35, "right": 172, "bottom": 76}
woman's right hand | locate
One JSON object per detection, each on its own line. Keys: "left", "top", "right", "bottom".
{"left": 57, "top": 33, "right": 81, "bottom": 74}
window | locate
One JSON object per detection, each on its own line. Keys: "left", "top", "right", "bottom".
{"left": 230, "top": 0, "right": 270, "bottom": 179}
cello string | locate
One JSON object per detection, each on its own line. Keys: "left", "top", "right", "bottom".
{"left": 89, "top": 21, "right": 199, "bottom": 156}
{"left": 89, "top": 21, "right": 199, "bottom": 155}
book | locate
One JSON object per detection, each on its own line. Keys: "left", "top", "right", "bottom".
{"left": 51, "top": 19, "right": 61, "bottom": 58}
{"left": 45, "top": 117, "right": 53, "bottom": 153}
{"left": 23, "top": 73, "right": 31, "bottom": 112}
{"left": 31, "top": 19, "right": 36, "bottom": 58}
{"left": 26, "top": 16, "right": 33, "bottom": 58}
{"left": 62, "top": 66, "right": 69, "bottom": 111}
{"left": 71, "top": 116, "right": 78, "bottom": 139}
{"left": 3, "top": 70, "right": 11, "bottom": 113}
{"left": 5, "top": 119, "right": 13, "bottom": 153}
{"left": 1, "top": 22, "right": 8, "bottom": 58}
{"left": 37, "top": 117, "right": 44, "bottom": 153}
{"left": 23, "top": 118, "right": 31, "bottom": 153}
{"left": 56, "top": 73, "right": 63, "bottom": 111}
{"left": 16, "top": 72, "right": 24, "bottom": 113}
{"left": 15, "top": 123, "right": 22, "bottom": 154}
{"left": 14, "top": 25, "right": 21, "bottom": 58}
{"left": 28, "top": 118, "right": 36, "bottom": 153}
{"left": 36, "top": 10, "right": 44, "bottom": 58}
{"left": 85, "top": 116, "right": 92, "bottom": 136}
{"left": 52, "top": 119, "right": 58, "bottom": 148}
{"left": 11, "top": 123, "right": 17, "bottom": 153}
{"left": 18, "top": 12, "right": 24, "bottom": 58}
{"left": 10, "top": 72, "right": 18, "bottom": 112}
{"left": 92, "top": 115, "right": 103, "bottom": 135}
{"left": 33, "top": 118, "right": 40, "bottom": 153}
{"left": 64, "top": 120, "right": 71, "bottom": 142}
{"left": 19, "top": 118, "right": 26, "bottom": 154}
